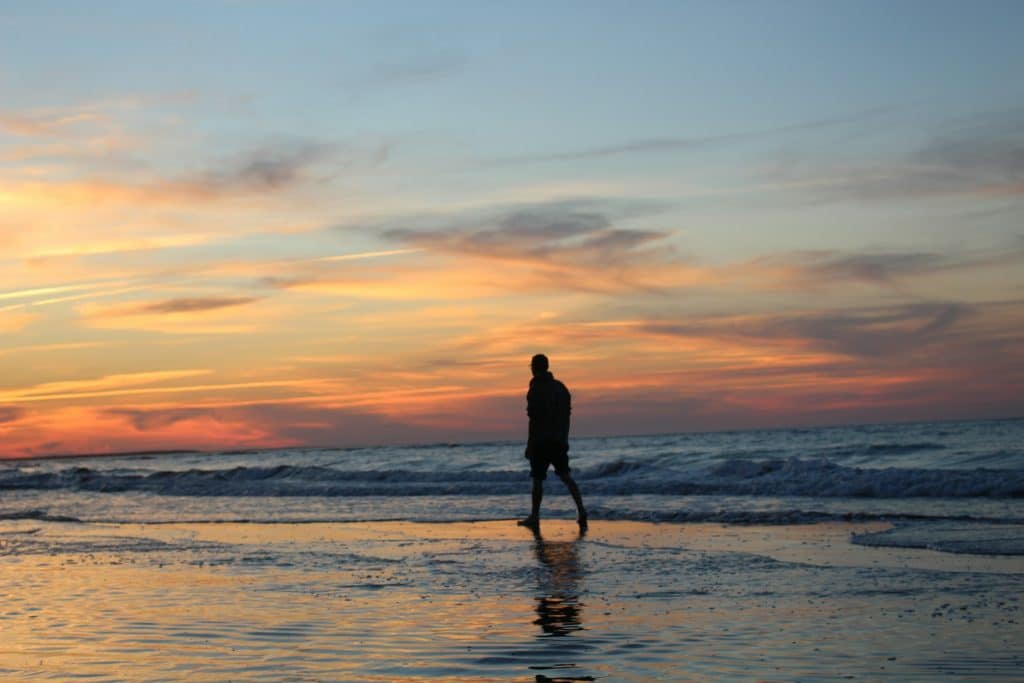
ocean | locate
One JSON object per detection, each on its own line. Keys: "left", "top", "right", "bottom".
{"left": 2, "top": 418, "right": 1022, "bottom": 681}
{"left": 3, "top": 418, "right": 1023, "bottom": 551}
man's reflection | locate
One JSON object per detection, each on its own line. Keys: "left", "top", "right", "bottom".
{"left": 531, "top": 526, "right": 584, "bottom": 637}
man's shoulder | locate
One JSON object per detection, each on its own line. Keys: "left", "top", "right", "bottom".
{"left": 528, "top": 373, "right": 569, "bottom": 398}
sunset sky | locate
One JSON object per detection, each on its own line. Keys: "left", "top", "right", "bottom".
{"left": 2, "top": 1, "right": 1023, "bottom": 457}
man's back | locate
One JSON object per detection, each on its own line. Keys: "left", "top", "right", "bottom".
{"left": 527, "top": 371, "right": 571, "bottom": 446}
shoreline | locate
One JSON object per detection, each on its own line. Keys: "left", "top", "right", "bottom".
{"left": 6, "top": 518, "right": 1024, "bottom": 572}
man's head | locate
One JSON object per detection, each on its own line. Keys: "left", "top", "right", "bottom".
{"left": 531, "top": 353, "right": 549, "bottom": 376}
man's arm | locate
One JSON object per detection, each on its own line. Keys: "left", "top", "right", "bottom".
{"left": 525, "top": 383, "right": 536, "bottom": 456}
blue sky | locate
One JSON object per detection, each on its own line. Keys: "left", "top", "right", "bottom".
{"left": 1, "top": 1, "right": 1022, "bottom": 455}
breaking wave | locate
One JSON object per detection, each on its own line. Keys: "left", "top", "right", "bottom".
{"left": 1, "top": 457, "right": 1021, "bottom": 499}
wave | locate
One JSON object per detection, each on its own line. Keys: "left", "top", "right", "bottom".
{"left": 0, "top": 508, "right": 83, "bottom": 523}
{"left": 703, "top": 458, "right": 1024, "bottom": 497}
{"left": 1, "top": 457, "right": 1022, "bottom": 499}
{"left": 852, "top": 521, "right": 1024, "bottom": 556}
{"left": 4, "top": 505, "right": 1022, "bottom": 528}
{"left": 824, "top": 442, "right": 947, "bottom": 457}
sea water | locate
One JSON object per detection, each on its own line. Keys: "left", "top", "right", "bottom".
{"left": 2, "top": 418, "right": 1023, "bottom": 554}
{"left": 2, "top": 418, "right": 1023, "bottom": 681}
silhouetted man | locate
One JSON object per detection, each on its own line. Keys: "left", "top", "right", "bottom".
{"left": 519, "top": 353, "right": 587, "bottom": 531}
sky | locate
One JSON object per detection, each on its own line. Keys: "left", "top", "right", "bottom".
{"left": 1, "top": 1, "right": 1023, "bottom": 457}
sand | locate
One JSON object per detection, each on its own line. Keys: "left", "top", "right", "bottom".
{"left": 2, "top": 519, "right": 1022, "bottom": 681}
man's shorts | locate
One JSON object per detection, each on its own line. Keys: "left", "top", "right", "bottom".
{"left": 529, "top": 442, "right": 570, "bottom": 480}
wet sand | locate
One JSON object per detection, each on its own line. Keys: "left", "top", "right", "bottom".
{"left": 2, "top": 520, "right": 1022, "bottom": 681}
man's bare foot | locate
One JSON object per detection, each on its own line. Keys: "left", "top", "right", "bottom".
{"left": 577, "top": 511, "right": 588, "bottom": 532}
{"left": 517, "top": 516, "right": 539, "bottom": 528}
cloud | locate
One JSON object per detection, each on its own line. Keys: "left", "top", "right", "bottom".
{"left": 363, "top": 50, "right": 467, "bottom": 89}
{"left": 94, "top": 398, "right": 504, "bottom": 453}
{"left": 381, "top": 200, "right": 676, "bottom": 269}
{"left": 135, "top": 297, "right": 259, "bottom": 315}
{"left": 79, "top": 295, "right": 266, "bottom": 333}
{"left": 640, "top": 301, "right": 980, "bottom": 359}
{"left": 1, "top": 139, "right": 338, "bottom": 208}
{"left": 316, "top": 248, "right": 422, "bottom": 263}
{"left": 0, "top": 370, "right": 212, "bottom": 404}
{"left": 0, "top": 342, "right": 108, "bottom": 358}
{"left": 752, "top": 242, "right": 1024, "bottom": 287}
{"left": 0, "top": 310, "right": 37, "bottom": 332}
{"left": 244, "top": 199, "right": 699, "bottom": 300}
{"left": 0, "top": 403, "right": 287, "bottom": 457}
{"left": 106, "top": 407, "right": 212, "bottom": 431}
{"left": 0, "top": 282, "right": 103, "bottom": 303}
{"left": 746, "top": 302, "right": 973, "bottom": 357}
{"left": 0, "top": 374, "right": 309, "bottom": 405}
{"left": 0, "top": 99, "right": 149, "bottom": 177}
{"left": 0, "top": 406, "right": 24, "bottom": 424}
{"left": 764, "top": 108, "right": 1024, "bottom": 200}
{"left": 0, "top": 108, "right": 107, "bottom": 138}
{"left": 486, "top": 106, "right": 897, "bottom": 165}
{"left": 914, "top": 113, "right": 1024, "bottom": 195}
{"left": 792, "top": 251, "right": 950, "bottom": 284}
{"left": 158, "top": 141, "right": 334, "bottom": 198}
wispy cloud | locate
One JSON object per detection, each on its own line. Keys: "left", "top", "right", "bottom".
{"left": 1, "top": 139, "right": 338, "bottom": 208}
{"left": 0, "top": 108, "right": 107, "bottom": 138}
{"left": 763, "top": 108, "right": 1024, "bottom": 201}
{"left": 0, "top": 342, "right": 108, "bottom": 358}
{"left": 644, "top": 302, "right": 975, "bottom": 358}
{"left": 0, "top": 370, "right": 319, "bottom": 405}
{"left": 0, "top": 370, "right": 211, "bottom": 403}
{"left": 136, "top": 141, "right": 336, "bottom": 201}
{"left": 0, "top": 406, "right": 24, "bottom": 424}
{"left": 362, "top": 50, "right": 467, "bottom": 89}
{"left": 80, "top": 295, "right": 270, "bottom": 334}
{"left": 372, "top": 199, "right": 696, "bottom": 293}
{"left": 0, "top": 283, "right": 146, "bottom": 313}
{"left": 486, "top": 106, "right": 897, "bottom": 165}
{"left": 620, "top": 299, "right": 1024, "bottom": 397}
{"left": 24, "top": 233, "right": 212, "bottom": 260}
{"left": 316, "top": 248, "right": 423, "bottom": 262}
{"left": 252, "top": 199, "right": 699, "bottom": 299}
{"left": 0, "top": 282, "right": 105, "bottom": 302}
{"left": 105, "top": 406, "right": 215, "bottom": 431}
{"left": 0, "top": 311, "right": 37, "bottom": 332}
{"left": 751, "top": 241, "right": 1024, "bottom": 287}
{"left": 382, "top": 203, "right": 668, "bottom": 265}
{"left": 133, "top": 297, "right": 259, "bottom": 315}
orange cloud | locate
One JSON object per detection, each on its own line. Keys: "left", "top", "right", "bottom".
{"left": 0, "top": 404, "right": 290, "bottom": 458}
{"left": 0, "top": 370, "right": 212, "bottom": 404}
{"left": 0, "top": 310, "right": 38, "bottom": 332}
{"left": 0, "top": 110, "right": 107, "bottom": 137}
{"left": 78, "top": 295, "right": 274, "bottom": 334}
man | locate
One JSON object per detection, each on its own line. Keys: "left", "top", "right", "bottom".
{"left": 518, "top": 353, "right": 587, "bottom": 531}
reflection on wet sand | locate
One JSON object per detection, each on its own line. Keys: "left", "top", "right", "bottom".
{"left": 529, "top": 526, "right": 595, "bottom": 682}
{"left": 532, "top": 527, "right": 584, "bottom": 637}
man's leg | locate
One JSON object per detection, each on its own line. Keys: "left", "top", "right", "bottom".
{"left": 557, "top": 472, "right": 587, "bottom": 530}
{"left": 519, "top": 477, "right": 543, "bottom": 527}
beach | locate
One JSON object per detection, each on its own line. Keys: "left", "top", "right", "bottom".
{"left": 2, "top": 518, "right": 1022, "bottom": 682}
